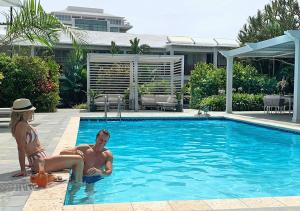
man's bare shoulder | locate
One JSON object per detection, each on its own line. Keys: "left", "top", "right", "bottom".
{"left": 103, "top": 149, "right": 113, "bottom": 160}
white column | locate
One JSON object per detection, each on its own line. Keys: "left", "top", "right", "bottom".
{"left": 129, "top": 62, "right": 134, "bottom": 110}
{"left": 170, "top": 48, "right": 174, "bottom": 56}
{"left": 134, "top": 56, "right": 139, "bottom": 111}
{"left": 181, "top": 56, "right": 185, "bottom": 106}
{"left": 170, "top": 61, "right": 174, "bottom": 95}
{"left": 226, "top": 57, "right": 233, "bottom": 113}
{"left": 213, "top": 48, "right": 218, "bottom": 67}
{"left": 87, "top": 54, "right": 91, "bottom": 111}
{"left": 293, "top": 39, "right": 300, "bottom": 123}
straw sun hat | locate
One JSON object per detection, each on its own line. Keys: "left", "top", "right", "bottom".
{"left": 12, "top": 98, "right": 36, "bottom": 112}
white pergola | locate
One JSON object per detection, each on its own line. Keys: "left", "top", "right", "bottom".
{"left": 220, "top": 30, "right": 300, "bottom": 123}
{"left": 87, "top": 54, "right": 184, "bottom": 111}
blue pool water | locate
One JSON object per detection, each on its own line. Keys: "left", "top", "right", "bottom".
{"left": 65, "top": 119, "right": 300, "bottom": 205}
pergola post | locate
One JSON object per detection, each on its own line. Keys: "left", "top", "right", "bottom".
{"left": 293, "top": 39, "right": 300, "bottom": 123}
{"left": 226, "top": 56, "right": 233, "bottom": 113}
{"left": 170, "top": 61, "right": 174, "bottom": 95}
{"left": 213, "top": 48, "right": 218, "bottom": 67}
{"left": 134, "top": 56, "right": 139, "bottom": 111}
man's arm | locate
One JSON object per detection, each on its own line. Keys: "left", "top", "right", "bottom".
{"left": 86, "top": 150, "right": 113, "bottom": 176}
{"left": 60, "top": 144, "right": 90, "bottom": 157}
{"left": 103, "top": 150, "right": 113, "bottom": 176}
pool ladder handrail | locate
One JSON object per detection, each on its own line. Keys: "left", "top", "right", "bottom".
{"left": 117, "top": 95, "right": 122, "bottom": 120}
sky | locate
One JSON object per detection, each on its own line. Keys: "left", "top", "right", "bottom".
{"left": 1, "top": 0, "right": 277, "bottom": 40}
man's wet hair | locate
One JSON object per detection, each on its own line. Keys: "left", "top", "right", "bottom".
{"left": 96, "top": 129, "right": 110, "bottom": 139}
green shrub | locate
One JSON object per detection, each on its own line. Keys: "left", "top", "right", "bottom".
{"left": 199, "top": 93, "right": 263, "bottom": 111}
{"left": 189, "top": 62, "right": 278, "bottom": 108}
{"left": 0, "top": 54, "right": 60, "bottom": 112}
{"left": 189, "top": 63, "right": 225, "bottom": 108}
{"left": 72, "top": 103, "right": 87, "bottom": 109}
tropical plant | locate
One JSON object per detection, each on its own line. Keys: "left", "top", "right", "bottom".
{"left": 0, "top": 54, "right": 60, "bottom": 112}
{"left": 129, "top": 37, "right": 150, "bottom": 54}
{"left": 238, "top": 0, "right": 300, "bottom": 44}
{"left": 110, "top": 41, "right": 121, "bottom": 54}
{"left": 1, "top": 0, "right": 84, "bottom": 49}
{"left": 60, "top": 49, "right": 87, "bottom": 107}
{"left": 189, "top": 63, "right": 278, "bottom": 108}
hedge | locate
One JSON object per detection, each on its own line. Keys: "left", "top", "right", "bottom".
{"left": 199, "top": 93, "right": 264, "bottom": 111}
{"left": 0, "top": 54, "right": 60, "bottom": 112}
{"left": 189, "top": 62, "right": 278, "bottom": 108}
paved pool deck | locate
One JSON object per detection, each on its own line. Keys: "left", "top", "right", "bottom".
{"left": 1, "top": 109, "right": 300, "bottom": 211}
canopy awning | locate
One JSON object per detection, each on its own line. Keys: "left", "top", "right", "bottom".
{"left": 221, "top": 30, "right": 300, "bottom": 123}
{"left": 0, "top": 0, "right": 22, "bottom": 7}
{"left": 220, "top": 30, "right": 300, "bottom": 58}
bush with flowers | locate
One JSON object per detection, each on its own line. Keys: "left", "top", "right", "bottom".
{"left": 0, "top": 54, "right": 60, "bottom": 112}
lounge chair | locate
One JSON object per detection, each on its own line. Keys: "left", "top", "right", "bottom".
{"left": 107, "top": 94, "right": 124, "bottom": 110}
{"left": 0, "top": 108, "right": 11, "bottom": 118}
{"left": 94, "top": 95, "right": 108, "bottom": 111}
{"left": 141, "top": 95, "right": 157, "bottom": 110}
{"left": 156, "top": 95, "right": 177, "bottom": 111}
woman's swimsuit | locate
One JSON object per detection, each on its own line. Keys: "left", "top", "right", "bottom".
{"left": 26, "top": 126, "right": 47, "bottom": 167}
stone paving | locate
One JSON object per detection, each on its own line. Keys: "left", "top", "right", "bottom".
{"left": 1, "top": 109, "right": 300, "bottom": 211}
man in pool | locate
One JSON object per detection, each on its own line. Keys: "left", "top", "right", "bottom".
{"left": 60, "top": 129, "right": 113, "bottom": 182}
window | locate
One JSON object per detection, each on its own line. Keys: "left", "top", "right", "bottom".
{"left": 55, "top": 15, "right": 71, "bottom": 21}
{"left": 109, "top": 19, "right": 122, "bottom": 25}
{"left": 110, "top": 27, "right": 119, "bottom": 32}
{"left": 75, "top": 19, "right": 108, "bottom": 31}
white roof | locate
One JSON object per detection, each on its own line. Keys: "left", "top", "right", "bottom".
{"left": 0, "top": 0, "right": 21, "bottom": 7}
{"left": 193, "top": 38, "right": 217, "bottom": 47}
{"left": 0, "top": 26, "right": 238, "bottom": 49}
{"left": 52, "top": 7, "right": 123, "bottom": 19}
{"left": 59, "top": 31, "right": 168, "bottom": 48}
{"left": 214, "top": 38, "right": 239, "bottom": 47}
{"left": 167, "top": 36, "right": 194, "bottom": 44}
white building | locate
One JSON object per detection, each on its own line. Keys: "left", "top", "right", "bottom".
{"left": 51, "top": 6, "right": 132, "bottom": 33}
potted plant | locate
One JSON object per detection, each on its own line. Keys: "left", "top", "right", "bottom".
{"left": 175, "top": 91, "right": 183, "bottom": 112}
{"left": 88, "top": 89, "right": 101, "bottom": 112}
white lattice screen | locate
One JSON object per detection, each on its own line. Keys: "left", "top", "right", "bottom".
{"left": 87, "top": 54, "right": 184, "bottom": 111}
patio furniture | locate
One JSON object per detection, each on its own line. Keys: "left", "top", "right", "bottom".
{"left": 282, "top": 95, "right": 293, "bottom": 114}
{"left": 141, "top": 94, "right": 177, "bottom": 111}
{"left": 0, "top": 108, "right": 11, "bottom": 118}
{"left": 94, "top": 95, "right": 108, "bottom": 111}
{"left": 107, "top": 94, "right": 124, "bottom": 110}
{"left": 156, "top": 95, "right": 177, "bottom": 111}
{"left": 141, "top": 95, "right": 157, "bottom": 109}
{"left": 263, "top": 95, "right": 285, "bottom": 114}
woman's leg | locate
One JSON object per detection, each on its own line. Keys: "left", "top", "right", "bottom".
{"left": 43, "top": 155, "right": 84, "bottom": 182}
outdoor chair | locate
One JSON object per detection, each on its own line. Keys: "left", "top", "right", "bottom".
{"left": 0, "top": 108, "right": 11, "bottom": 118}
{"left": 107, "top": 94, "right": 124, "bottom": 110}
{"left": 141, "top": 95, "right": 157, "bottom": 110}
{"left": 94, "top": 95, "right": 109, "bottom": 111}
{"left": 263, "top": 95, "right": 285, "bottom": 114}
{"left": 156, "top": 95, "right": 177, "bottom": 111}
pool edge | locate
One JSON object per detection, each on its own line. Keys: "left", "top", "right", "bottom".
{"left": 23, "top": 114, "right": 300, "bottom": 211}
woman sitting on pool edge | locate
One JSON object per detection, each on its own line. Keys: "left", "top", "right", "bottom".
{"left": 60, "top": 129, "right": 113, "bottom": 183}
{"left": 10, "top": 98, "right": 84, "bottom": 182}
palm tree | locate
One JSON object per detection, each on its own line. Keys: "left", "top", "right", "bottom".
{"left": 0, "top": 0, "right": 84, "bottom": 49}
{"left": 129, "top": 37, "right": 150, "bottom": 54}
{"left": 110, "top": 41, "right": 121, "bottom": 54}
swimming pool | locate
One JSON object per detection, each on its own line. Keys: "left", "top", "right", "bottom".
{"left": 64, "top": 118, "right": 300, "bottom": 205}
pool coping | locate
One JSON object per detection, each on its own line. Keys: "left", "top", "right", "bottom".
{"left": 23, "top": 115, "right": 300, "bottom": 211}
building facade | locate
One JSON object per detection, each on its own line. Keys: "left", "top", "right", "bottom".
{"left": 51, "top": 6, "right": 132, "bottom": 33}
